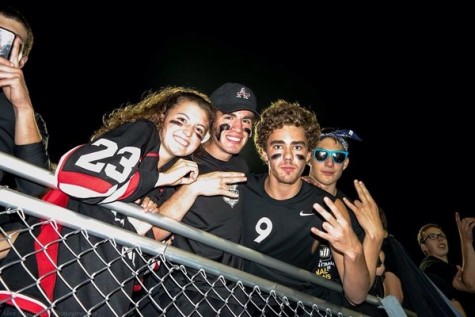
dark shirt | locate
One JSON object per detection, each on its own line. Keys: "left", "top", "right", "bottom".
{"left": 420, "top": 255, "right": 474, "bottom": 316}
{"left": 0, "top": 92, "right": 50, "bottom": 229}
{"left": 158, "top": 150, "right": 248, "bottom": 269}
{"left": 242, "top": 175, "right": 343, "bottom": 304}
{"left": 157, "top": 151, "right": 248, "bottom": 293}
{"left": 419, "top": 256, "right": 456, "bottom": 300}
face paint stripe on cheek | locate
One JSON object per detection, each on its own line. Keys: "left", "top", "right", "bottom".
{"left": 270, "top": 154, "right": 282, "bottom": 160}
{"left": 295, "top": 154, "right": 306, "bottom": 161}
{"left": 244, "top": 128, "right": 252, "bottom": 138}
{"left": 168, "top": 119, "right": 183, "bottom": 126}
{"left": 216, "top": 124, "right": 231, "bottom": 141}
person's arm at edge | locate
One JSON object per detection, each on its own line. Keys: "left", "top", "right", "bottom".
{"left": 2, "top": 40, "right": 42, "bottom": 146}
{"left": 14, "top": 113, "right": 51, "bottom": 196}
{"left": 383, "top": 271, "right": 404, "bottom": 303}
{"left": 13, "top": 99, "right": 41, "bottom": 145}
{"left": 4, "top": 46, "right": 50, "bottom": 195}
{"left": 451, "top": 299, "right": 467, "bottom": 317}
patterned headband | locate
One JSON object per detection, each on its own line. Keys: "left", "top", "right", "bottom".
{"left": 319, "top": 128, "right": 362, "bottom": 151}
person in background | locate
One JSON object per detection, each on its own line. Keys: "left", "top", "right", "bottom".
{"left": 418, "top": 213, "right": 475, "bottom": 317}
{"left": 139, "top": 82, "right": 257, "bottom": 316}
{"left": 242, "top": 100, "right": 375, "bottom": 315}
{"left": 0, "top": 4, "right": 50, "bottom": 231}
{"left": 0, "top": 86, "right": 215, "bottom": 316}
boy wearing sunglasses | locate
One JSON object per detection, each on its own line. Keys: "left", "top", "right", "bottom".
{"left": 302, "top": 128, "right": 391, "bottom": 314}
{"left": 305, "top": 128, "right": 361, "bottom": 197}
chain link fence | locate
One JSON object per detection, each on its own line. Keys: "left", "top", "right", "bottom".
{"left": 0, "top": 152, "right": 407, "bottom": 316}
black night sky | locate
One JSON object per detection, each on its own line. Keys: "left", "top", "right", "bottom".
{"left": 11, "top": 2, "right": 473, "bottom": 264}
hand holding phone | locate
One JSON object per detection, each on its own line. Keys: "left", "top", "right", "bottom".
{"left": 0, "top": 26, "right": 15, "bottom": 60}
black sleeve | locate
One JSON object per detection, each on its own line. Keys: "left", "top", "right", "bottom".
{"left": 13, "top": 113, "right": 51, "bottom": 197}
{"left": 426, "top": 273, "right": 455, "bottom": 300}
{"left": 13, "top": 142, "right": 50, "bottom": 197}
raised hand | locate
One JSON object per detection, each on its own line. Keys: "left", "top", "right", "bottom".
{"left": 311, "top": 197, "right": 369, "bottom": 304}
{"left": 456, "top": 212, "right": 475, "bottom": 245}
{"left": 342, "top": 180, "right": 384, "bottom": 287}
{"left": 311, "top": 197, "right": 361, "bottom": 256}
{"left": 343, "top": 180, "right": 384, "bottom": 241}
{"left": 455, "top": 212, "right": 475, "bottom": 292}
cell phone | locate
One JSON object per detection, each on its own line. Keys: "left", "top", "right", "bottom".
{"left": 0, "top": 26, "right": 16, "bottom": 60}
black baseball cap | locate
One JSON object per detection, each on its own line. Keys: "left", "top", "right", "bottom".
{"left": 210, "top": 83, "right": 259, "bottom": 115}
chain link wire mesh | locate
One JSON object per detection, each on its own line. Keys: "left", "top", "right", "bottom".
{"left": 1, "top": 203, "right": 368, "bottom": 316}
{"left": 0, "top": 153, "right": 406, "bottom": 316}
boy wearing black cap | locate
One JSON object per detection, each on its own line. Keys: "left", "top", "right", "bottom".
{"left": 141, "top": 83, "right": 258, "bottom": 316}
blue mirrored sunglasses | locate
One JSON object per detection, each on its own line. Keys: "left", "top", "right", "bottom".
{"left": 312, "top": 148, "right": 349, "bottom": 164}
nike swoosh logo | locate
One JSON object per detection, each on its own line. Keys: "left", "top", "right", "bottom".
{"left": 299, "top": 211, "right": 314, "bottom": 216}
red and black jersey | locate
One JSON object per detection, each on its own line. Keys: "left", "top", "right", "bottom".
{"left": 0, "top": 119, "right": 162, "bottom": 316}
{"left": 56, "top": 119, "right": 161, "bottom": 204}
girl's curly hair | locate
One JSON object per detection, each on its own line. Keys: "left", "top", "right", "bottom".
{"left": 91, "top": 86, "right": 215, "bottom": 140}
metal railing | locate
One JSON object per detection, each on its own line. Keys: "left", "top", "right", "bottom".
{"left": 0, "top": 152, "right": 407, "bottom": 316}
